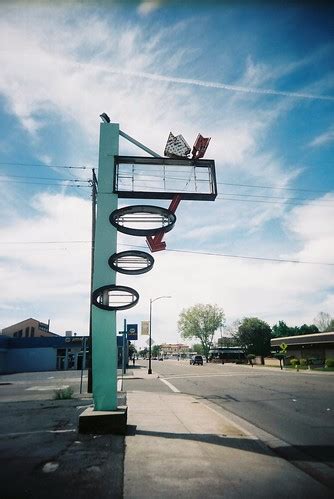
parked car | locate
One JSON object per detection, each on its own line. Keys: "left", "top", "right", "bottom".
{"left": 190, "top": 355, "right": 203, "bottom": 366}
{"left": 158, "top": 357, "right": 164, "bottom": 361}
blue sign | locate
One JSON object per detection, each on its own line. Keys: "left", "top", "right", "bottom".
{"left": 126, "top": 323, "right": 138, "bottom": 340}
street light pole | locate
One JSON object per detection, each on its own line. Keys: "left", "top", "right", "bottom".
{"left": 148, "top": 295, "right": 171, "bottom": 375}
{"left": 148, "top": 299, "right": 153, "bottom": 375}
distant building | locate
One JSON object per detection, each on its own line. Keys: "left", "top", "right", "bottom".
{"left": 160, "top": 343, "right": 190, "bottom": 357}
{"left": 1, "top": 318, "right": 58, "bottom": 338}
{"left": 0, "top": 335, "right": 88, "bottom": 374}
{"left": 0, "top": 334, "right": 127, "bottom": 374}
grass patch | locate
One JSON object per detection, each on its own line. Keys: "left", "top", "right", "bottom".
{"left": 53, "top": 386, "right": 74, "bottom": 400}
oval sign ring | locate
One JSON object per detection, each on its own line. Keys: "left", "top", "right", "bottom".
{"left": 109, "top": 205, "right": 176, "bottom": 236}
{"left": 108, "top": 250, "right": 154, "bottom": 275}
{"left": 92, "top": 285, "right": 139, "bottom": 311}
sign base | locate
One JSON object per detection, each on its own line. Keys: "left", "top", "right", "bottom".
{"left": 79, "top": 406, "right": 128, "bottom": 435}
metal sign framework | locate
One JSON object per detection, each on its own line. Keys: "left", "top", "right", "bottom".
{"left": 91, "top": 121, "right": 216, "bottom": 411}
{"left": 113, "top": 155, "right": 217, "bottom": 201}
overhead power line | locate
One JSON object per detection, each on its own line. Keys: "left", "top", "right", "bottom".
{"left": 0, "top": 174, "right": 90, "bottom": 182}
{"left": 217, "top": 196, "right": 334, "bottom": 207}
{"left": 1, "top": 240, "right": 91, "bottom": 244}
{"left": 122, "top": 243, "right": 334, "bottom": 266}
{"left": 1, "top": 162, "right": 332, "bottom": 194}
{"left": 2, "top": 240, "right": 333, "bottom": 266}
{"left": 217, "top": 181, "right": 332, "bottom": 194}
{"left": 0, "top": 161, "right": 90, "bottom": 170}
{"left": 0, "top": 180, "right": 90, "bottom": 187}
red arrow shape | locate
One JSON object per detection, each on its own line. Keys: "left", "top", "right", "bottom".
{"left": 146, "top": 194, "right": 182, "bottom": 252}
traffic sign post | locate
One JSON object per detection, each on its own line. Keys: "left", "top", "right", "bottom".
{"left": 127, "top": 323, "right": 138, "bottom": 341}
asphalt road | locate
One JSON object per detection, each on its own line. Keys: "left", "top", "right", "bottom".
{"left": 0, "top": 369, "right": 89, "bottom": 401}
{"left": 127, "top": 360, "right": 334, "bottom": 469}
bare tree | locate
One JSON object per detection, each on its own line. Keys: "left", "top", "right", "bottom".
{"left": 313, "top": 312, "right": 332, "bottom": 332}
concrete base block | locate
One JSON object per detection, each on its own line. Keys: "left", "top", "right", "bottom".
{"left": 78, "top": 406, "right": 128, "bottom": 435}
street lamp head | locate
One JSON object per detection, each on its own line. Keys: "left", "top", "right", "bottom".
{"left": 100, "top": 113, "right": 110, "bottom": 123}
{"left": 151, "top": 295, "right": 172, "bottom": 303}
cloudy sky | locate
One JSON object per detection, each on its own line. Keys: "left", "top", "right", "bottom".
{"left": 0, "top": 1, "right": 333, "bottom": 347}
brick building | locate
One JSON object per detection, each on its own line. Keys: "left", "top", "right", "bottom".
{"left": 1, "top": 318, "right": 58, "bottom": 338}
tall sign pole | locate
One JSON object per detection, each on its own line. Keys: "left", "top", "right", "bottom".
{"left": 92, "top": 122, "right": 119, "bottom": 410}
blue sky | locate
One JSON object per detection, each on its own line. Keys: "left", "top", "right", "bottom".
{"left": 0, "top": 1, "right": 333, "bottom": 345}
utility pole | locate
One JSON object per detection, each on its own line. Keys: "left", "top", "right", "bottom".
{"left": 88, "top": 169, "right": 97, "bottom": 393}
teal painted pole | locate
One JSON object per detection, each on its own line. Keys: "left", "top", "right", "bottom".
{"left": 92, "top": 122, "right": 119, "bottom": 410}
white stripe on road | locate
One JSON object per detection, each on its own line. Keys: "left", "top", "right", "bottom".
{"left": 0, "top": 429, "right": 76, "bottom": 438}
{"left": 163, "top": 373, "right": 282, "bottom": 380}
{"left": 26, "top": 385, "right": 70, "bottom": 391}
{"left": 159, "top": 378, "right": 180, "bottom": 393}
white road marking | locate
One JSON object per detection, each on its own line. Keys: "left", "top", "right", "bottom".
{"left": 26, "top": 385, "right": 70, "bottom": 391}
{"left": 0, "top": 429, "right": 76, "bottom": 438}
{"left": 159, "top": 378, "right": 180, "bottom": 393}
{"left": 163, "top": 373, "right": 282, "bottom": 380}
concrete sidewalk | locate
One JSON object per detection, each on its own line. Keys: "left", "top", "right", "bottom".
{"left": 124, "top": 391, "right": 332, "bottom": 498}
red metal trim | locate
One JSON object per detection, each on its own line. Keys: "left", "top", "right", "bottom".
{"left": 146, "top": 195, "right": 182, "bottom": 252}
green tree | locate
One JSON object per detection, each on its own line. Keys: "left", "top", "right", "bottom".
{"left": 272, "top": 321, "right": 319, "bottom": 337}
{"left": 178, "top": 304, "right": 225, "bottom": 362}
{"left": 152, "top": 344, "right": 161, "bottom": 357}
{"left": 128, "top": 343, "right": 137, "bottom": 359}
{"left": 299, "top": 324, "right": 319, "bottom": 335}
{"left": 234, "top": 317, "right": 271, "bottom": 357}
{"left": 192, "top": 343, "right": 205, "bottom": 356}
{"left": 138, "top": 348, "right": 148, "bottom": 358}
{"left": 272, "top": 321, "right": 291, "bottom": 338}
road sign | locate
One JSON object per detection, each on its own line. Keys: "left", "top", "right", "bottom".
{"left": 146, "top": 338, "right": 155, "bottom": 346}
{"left": 141, "top": 320, "right": 149, "bottom": 335}
{"left": 127, "top": 323, "right": 138, "bottom": 340}
{"left": 280, "top": 342, "right": 288, "bottom": 353}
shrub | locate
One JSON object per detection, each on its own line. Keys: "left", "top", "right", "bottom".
{"left": 325, "top": 358, "right": 334, "bottom": 368}
{"left": 53, "top": 387, "right": 74, "bottom": 400}
{"left": 299, "top": 359, "right": 308, "bottom": 367}
{"left": 290, "top": 358, "right": 300, "bottom": 368}
{"left": 307, "top": 357, "right": 316, "bottom": 365}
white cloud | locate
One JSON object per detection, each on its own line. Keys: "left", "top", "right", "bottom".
{"left": 309, "top": 127, "right": 334, "bottom": 148}
{"left": 137, "top": 1, "right": 162, "bottom": 16}
{"left": 0, "top": 192, "right": 91, "bottom": 334}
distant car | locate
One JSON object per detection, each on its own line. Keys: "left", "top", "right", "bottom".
{"left": 190, "top": 355, "right": 203, "bottom": 366}
{"left": 158, "top": 357, "right": 164, "bottom": 361}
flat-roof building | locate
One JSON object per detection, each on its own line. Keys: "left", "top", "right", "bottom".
{"left": 271, "top": 332, "right": 334, "bottom": 360}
